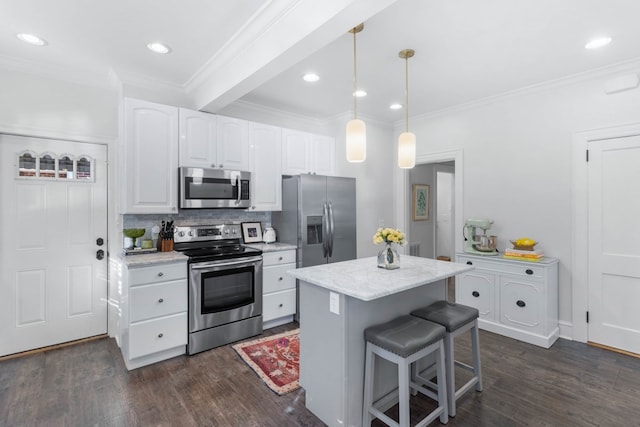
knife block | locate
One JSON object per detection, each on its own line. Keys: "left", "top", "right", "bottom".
{"left": 157, "top": 239, "right": 174, "bottom": 252}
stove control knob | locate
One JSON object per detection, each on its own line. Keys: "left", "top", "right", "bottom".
{"left": 178, "top": 231, "right": 185, "bottom": 237}
{"left": 224, "top": 229, "right": 229, "bottom": 235}
{"left": 188, "top": 231, "right": 195, "bottom": 236}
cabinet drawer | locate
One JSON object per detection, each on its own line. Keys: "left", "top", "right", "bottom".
{"left": 456, "top": 271, "right": 497, "bottom": 321}
{"left": 129, "top": 262, "right": 187, "bottom": 286}
{"left": 129, "top": 312, "right": 187, "bottom": 359}
{"left": 130, "top": 279, "right": 187, "bottom": 322}
{"left": 264, "top": 263, "right": 296, "bottom": 293}
{"left": 457, "top": 255, "right": 544, "bottom": 279}
{"left": 500, "top": 278, "right": 543, "bottom": 334}
{"left": 263, "top": 250, "right": 296, "bottom": 266}
{"left": 263, "top": 289, "right": 296, "bottom": 322}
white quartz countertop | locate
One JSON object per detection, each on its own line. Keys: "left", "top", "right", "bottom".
{"left": 122, "top": 251, "right": 188, "bottom": 267}
{"left": 245, "top": 242, "right": 297, "bottom": 252}
{"left": 288, "top": 255, "right": 474, "bottom": 301}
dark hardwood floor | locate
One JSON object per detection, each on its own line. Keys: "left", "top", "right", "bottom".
{"left": 2, "top": 322, "right": 640, "bottom": 427}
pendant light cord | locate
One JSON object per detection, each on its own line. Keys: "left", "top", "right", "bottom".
{"left": 353, "top": 28, "right": 358, "bottom": 119}
{"left": 405, "top": 56, "right": 409, "bottom": 133}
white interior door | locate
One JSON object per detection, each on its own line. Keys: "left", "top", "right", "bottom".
{"left": 0, "top": 134, "right": 108, "bottom": 357}
{"left": 436, "top": 167, "right": 455, "bottom": 260}
{"left": 587, "top": 134, "right": 640, "bottom": 354}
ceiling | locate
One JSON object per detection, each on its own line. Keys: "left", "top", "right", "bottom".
{"left": 2, "top": 0, "right": 640, "bottom": 124}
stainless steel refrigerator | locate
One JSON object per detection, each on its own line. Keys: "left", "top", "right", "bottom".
{"left": 272, "top": 174, "right": 357, "bottom": 268}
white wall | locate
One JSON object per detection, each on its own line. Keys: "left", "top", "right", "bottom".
{"left": 405, "top": 62, "right": 640, "bottom": 335}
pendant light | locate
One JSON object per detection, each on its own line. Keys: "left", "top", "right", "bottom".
{"left": 398, "top": 49, "right": 416, "bottom": 169}
{"left": 346, "top": 23, "right": 366, "bottom": 163}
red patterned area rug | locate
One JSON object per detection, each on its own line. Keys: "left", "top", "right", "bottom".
{"left": 232, "top": 329, "right": 300, "bottom": 395}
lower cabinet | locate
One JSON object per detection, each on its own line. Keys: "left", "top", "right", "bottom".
{"left": 121, "top": 259, "right": 188, "bottom": 369}
{"left": 262, "top": 250, "right": 296, "bottom": 329}
{"left": 455, "top": 253, "right": 559, "bottom": 348}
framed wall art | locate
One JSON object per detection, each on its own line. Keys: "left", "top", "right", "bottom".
{"left": 412, "top": 184, "right": 430, "bottom": 221}
{"left": 241, "top": 222, "right": 263, "bottom": 243}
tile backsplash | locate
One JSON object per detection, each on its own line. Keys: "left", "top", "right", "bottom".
{"left": 123, "top": 210, "right": 271, "bottom": 242}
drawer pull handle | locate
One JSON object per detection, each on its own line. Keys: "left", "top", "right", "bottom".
{"left": 279, "top": 303, "right": 284, "bottom": 308}
{"left": 278, "top": 257, "right": 283, "bottom": 261}
{"left": 158, "top": 272, "right": 164, "bottom": 277}
{"left": 472, "top": 291, "right": 480, "bottom": 297}
{"left": 278, "top": 277, "right": 283, "bottom": 281}
{"left": 516, "top": 300, "right": 526, "bottom": 308}
{"left": 158, "top": 298, "right": 164, "bottom": 303}
{"left": 158, "top": 333, "right": 164, "bottom": 338}
{"left": 466, "top": 261, "right": 473, "bottom": 265}
{"left": 525, "top": 269, "right": 533, "bottom": 275}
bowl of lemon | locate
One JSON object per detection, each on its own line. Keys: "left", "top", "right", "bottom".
{"left": 510, "top": 237, "right": 538, "bottom": 251}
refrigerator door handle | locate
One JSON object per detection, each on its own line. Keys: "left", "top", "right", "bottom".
{"left": 328, "top": 201, "right": 335, "bottom": 257}
{"left": 322, "top": 202, "right": 329, "bottom": 258}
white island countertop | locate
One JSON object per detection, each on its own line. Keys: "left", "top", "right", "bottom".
{"left": 288, "top": 255, "right": 473, "bottom": 302}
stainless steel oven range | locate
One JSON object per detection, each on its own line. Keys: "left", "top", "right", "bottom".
{"left": 174, "top": 224, "right": 263, "bottom": 355}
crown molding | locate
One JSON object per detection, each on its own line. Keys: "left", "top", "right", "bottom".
{"left": 221, "top": 98, "right": 330, "bottom": 128}
{"left": 0, "top": 54, "right": 113, "bottom": 90}
{"left": 0, "top": 123, "right": 115, "bottom": 145}
{"left": 397, "top": 56, "right": 640, "bottom": 129}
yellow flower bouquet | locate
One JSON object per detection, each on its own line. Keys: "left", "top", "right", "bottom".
{"left": 373, "top": 228, "right": 407, "bottom": 246}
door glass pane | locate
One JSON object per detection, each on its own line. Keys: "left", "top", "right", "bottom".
{"left": 58, "top": 156, "right": 74, "bottom": 179}
{"left": 39, "top": 154, "right": 56, "bottom": 178}
{"left": 77, "top": 157, "right": 92, "bottom": 180}
{"left": 18, "top": 152, "right": 37, "bottom": 177}
{"left": 201, "top": 266, "right": 254, "bottom": 313}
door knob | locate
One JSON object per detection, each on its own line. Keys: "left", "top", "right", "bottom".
{"left": 96, "top": 237, "right": 104, "bottom": 246}
{"left": 96, "top": 249, "right": 105, "bottom": 260}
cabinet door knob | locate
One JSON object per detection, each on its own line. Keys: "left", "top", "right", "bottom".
{"left": 278, "top": 277, "right": 283, "bottom": 281}
{"left": 158, "top": 333, "right": 164, "bottom": 338}
{"left": 278, "top": 257, "right": 283, "bottom": 261}
{"left": 219, "top": 164, "right": 224, "bottom": 168}
{"left": 158, "top": 298, "right": 164, "bottom": 303}
{"left": 525, "top": 269, "right": 533, "bottom": 275}
{"left": 158, "top": 272, "right": 163, "bottom": 277}
{"left": 472, "top": 291, "right": 480, "bottom": 297}
{"left": 279, "top": 303, "right": 284, "bottom": 308}
{"left": 516, "top": 300, "right": 526, "bottom": 307}
{"left": 466, "top": 261, "right": 473, "bottom": 265}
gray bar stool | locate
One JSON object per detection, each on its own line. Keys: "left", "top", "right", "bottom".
{"left": 363, "top": 315, "right": 449, "bottom": 427}
{"left": 411, "top": 301, "right": 483, "bottom": 417}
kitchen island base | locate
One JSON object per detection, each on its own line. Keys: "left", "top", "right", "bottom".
{"left": 298, "top": 280, "right": 446, "bottom": 427}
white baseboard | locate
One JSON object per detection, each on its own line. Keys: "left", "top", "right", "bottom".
{"left": 558, "top": 320, "right": 575, "bottom": 341}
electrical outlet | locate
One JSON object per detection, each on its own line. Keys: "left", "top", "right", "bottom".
{"left": 329, "top": 292, "right": 340, "bottom": 314}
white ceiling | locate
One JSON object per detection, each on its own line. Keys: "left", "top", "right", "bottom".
{"left": 2, "top": 0, "right": 640, "bottom": 124}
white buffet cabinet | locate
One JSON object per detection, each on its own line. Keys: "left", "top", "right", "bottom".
{"left": 455, "top": 253, "right": 559, "bottom": 348}
{"left": 120, "top": 254, "right": 188, "bottom": 370}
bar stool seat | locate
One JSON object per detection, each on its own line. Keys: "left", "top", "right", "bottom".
{"left": 411, "top": 301, "right": 483, "bottom": 417}
{"left": 363, "top": 315, "right": 448, "bottom": 427}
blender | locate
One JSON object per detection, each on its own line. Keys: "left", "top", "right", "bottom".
{"left": 464, "top": 218, "right": 498, "bottom": 255}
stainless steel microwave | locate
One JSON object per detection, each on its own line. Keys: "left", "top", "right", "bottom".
{"left": 179, "top": 167, "right": 251, "bottom": 209}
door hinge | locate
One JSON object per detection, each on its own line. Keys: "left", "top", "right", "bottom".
{"left": 586, "top": 150, "right": 589, "bottom": 162}
{"left": 586, "top": 311, "right": 589, "bottom": 323}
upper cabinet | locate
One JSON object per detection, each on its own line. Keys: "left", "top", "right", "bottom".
{"left": 282, "top": 128, "right": 335, "bottom": 176}
{"left": 179, "top": 108, "right": 217, "bottom": 168}
{"left": 179, "top": 110, "right": 249, "bottom": 171}
{"left": 121, "top": 98, "right": 179, "bottom": 214}
{"left": 249, "top": 122, "right": 282, "bottom": 211}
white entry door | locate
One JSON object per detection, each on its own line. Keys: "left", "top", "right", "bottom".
{"left": 587, "top": 134, "right": 640, "bottom": 354}
{"left": 0, "top": 134, "right": 108, "bottom": 357}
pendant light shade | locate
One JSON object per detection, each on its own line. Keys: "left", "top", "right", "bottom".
{"left": 346, "top": 23, "right": 366, "bottom": 163}
{"left": 398, "top": 49, "right": 416, "bottom": 169}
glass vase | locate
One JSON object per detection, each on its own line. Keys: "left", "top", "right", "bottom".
{"left": 377, "top": 243, "right": 400, "bottom": 269}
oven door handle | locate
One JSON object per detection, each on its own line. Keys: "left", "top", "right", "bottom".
{"left": 190, "top": 256, "right": 263, "bottom": 270}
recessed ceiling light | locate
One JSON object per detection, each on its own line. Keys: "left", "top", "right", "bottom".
{"left": 303, "top": 73, "right": 320, "bottom": 82}
{"left": 16, "top": 33, "right": 47, "bottom": 46}
{"left": 147, "top": 42, "right": 172, "bottom": 54}
{"left": 353, "top": 90, "right": 367, "bottom": 97}
{"left": 389, "top": 103, "right": 403, "bottom": 110}
{"left": 585, "top": 36, "right": 612, "bottom": 50}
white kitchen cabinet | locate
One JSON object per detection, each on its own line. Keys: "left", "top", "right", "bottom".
{"left": 216, "top": 115, "right": 249, "bottom": 171}
{"left": 121, "top": 259, "right": 188, "bottom": 370}
{"left": 455, "top": 253, "right": 559, "bottom": 348}
{"left": 248, "top": 122, "right": 282, "bottom": 211}
{"left": 281, "top": 128, "right": 335, "bottom": 176}
{"left": 262, "top": 249, "right": 296, "bottom": 328}
{"left": 179, "top": 108, "right": 217, "bottom": 168}
{"left": 121, "top": 98, "right": 179, "bottom": 214}
{"left": 179, "top": 111, "right": 249, "bottom": 171}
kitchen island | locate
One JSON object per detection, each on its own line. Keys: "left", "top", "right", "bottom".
{"left": 288, "top": 255, "right": 473, "bottom": 427}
